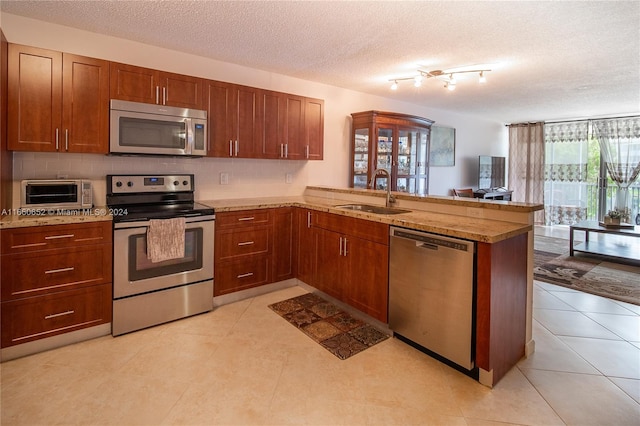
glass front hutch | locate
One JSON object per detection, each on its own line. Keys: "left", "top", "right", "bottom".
{"left": 350, "top": 111, "right": 433, "bottom": 195}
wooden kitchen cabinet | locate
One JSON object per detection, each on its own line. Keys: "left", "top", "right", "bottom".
{"left": 0, "top": 221, "right": 113, "bottom": 348}
{"left": 214, "top": 209, "right": 272, "bottom": 296}
{"left": 308, "top": 210, "right": 389, "bottom": 322}
{"left": 207, "top": 83, "right": 324, "bottom": 160}
{"left": 206, "top": 80, "right": 259, "bottom": 158}
{"left": 295, "top": 208, "right": 318, "bottom": 287}
{"left": 273, "top": 207, "right": 295, "bottom": 282}
{"left": 110, "top": 62, "right": 204, "bottom": 109}
{"left": 304, "top": 97, "right": 324, "bottom": 160}
{"left": 7, "top": 44, "right": 109, "bottom": 153}
{"left": 350, "top": 111, "right": 433, "bottom": 195}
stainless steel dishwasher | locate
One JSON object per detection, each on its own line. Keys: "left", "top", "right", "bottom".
{"left": 389, "top": 227, "right": 476, "bottom": 371}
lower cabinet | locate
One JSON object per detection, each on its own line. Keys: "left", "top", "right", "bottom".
{"left": 214, "top": 208, "right": 295, "bottom": 296}
{"left": 0, "top": 221, "right": 113, "bottom": 349}
{"left": 1, "top": 283, "right": 112, "bottom": 348}
{"left": 297, "top": 207, "right": 389, "bottom": 323}
{"left": 215, "top": 207, "right": 389, "bottom": 323}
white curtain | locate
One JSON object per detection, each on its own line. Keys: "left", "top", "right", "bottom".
{"left": 544, "top": 121, "right": 590, "bottom": 225}
{"left": 592, "top": 117, "right": 640, "bottom": 219}
{"left": 508, "top": 122, "right": 545, "bottom": 224}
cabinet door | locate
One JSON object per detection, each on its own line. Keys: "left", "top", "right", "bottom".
{"left": 373, "top": 127, "right": 394, "bottom": 190}
{"left": 235, "top": 85, "right": 259, "bottom": 158}
{"left": 7, "top": 44, "right": 62, "bottom": 151}
{"left": 205, "top": 80, "right": 233, "bottom": 157}
{"left": 282, "top": 94, "right": 305, "bottom": 159}
{"left": 259, "top": 89, "right": 284, "bottom": 159}
{"left": 305, "top": 97, "right": 324, "bottom": 160}
{"left": 160, "top": 71, "right": 204, "bottom": 109}
{"left": 296, "top": 208, "right": 317, "bottom": 286}
{"left": 273, "top": 207, "right": 295, "bottom": 282}
{"left": 110, "top": 62, "right": 159, "bottom": 104}
{"left": 316, "top": 228, "right": 346, "bottom": 300}
{"left": 62, "top": 54, "right": 109, "bottom": 153}
{"left": 346, "top": 236, "right": 389, "bottom": 323}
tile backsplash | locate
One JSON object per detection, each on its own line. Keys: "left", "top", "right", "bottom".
{"left": 12, "top": 152, "right": 308, "bottom": 208}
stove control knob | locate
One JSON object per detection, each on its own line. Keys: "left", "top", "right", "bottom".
{"left": 115, "top": 181, "right": 123, "bottom": 188}
{"left": 174, "top": 180, "right": 179, "bottom": 186}
{"left": 183, "top": 180, "right": 189, "bottom": 186}
{"left": 127, "top": 181, "right": 134, "bottom": 187}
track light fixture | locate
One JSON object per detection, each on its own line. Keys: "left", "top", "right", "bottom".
{"left": 389, "top": 68, "right": 491, "bottom": 91}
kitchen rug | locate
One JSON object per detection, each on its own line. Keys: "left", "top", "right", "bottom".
{"left": 268, "top": 293, "right": 389, "bottom": 360}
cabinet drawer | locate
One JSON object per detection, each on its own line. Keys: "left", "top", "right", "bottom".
{"left": 215, "top": 227, "right": 270, "bottom": 261}
{"left": 1, "top": 245, "right": 112, "bottom": 301}
{"left": 1, "top": 283, "right": 112, "bottom": 348}
{"left": 1, "top": 221, "right": 112, "bottom": 254}
{"left": 216, "top": 209, "right": 271, "bottom": 229}
{"left": 214, "top": 256, "right": 270, "bottom": 296}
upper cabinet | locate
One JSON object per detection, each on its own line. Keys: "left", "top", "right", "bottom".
{"left": 110, "top": 62, "right": 204, "bottom": 109}
{"left": 205, "top": 80, "right": 260, "bottom": 158}
{"left": 350, "top": 111, "right": 433, "bottom": 195}
{"left": 7, "top": 44, "right": 109, "bottom": 153}
{"left": 207, "top": 81, "right": 324, "bottom": 160}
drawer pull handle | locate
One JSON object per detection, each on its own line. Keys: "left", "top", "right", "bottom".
{"left": 45, "top": 267, "right": 75, "bottom": 274}
{"left": 45, "top": 234, "right": 75, "bottom": 240}
{"left": 238, "top": 217, "right": 255, "bottom": 222}
{"left": 45, "top": 310, "right": 74, "bottom": 320}
{"left": 237, "top": 241, "right": 254, "bottom": 246}
{"left": 237, "top": 272, "right": 254, "bottom": 278}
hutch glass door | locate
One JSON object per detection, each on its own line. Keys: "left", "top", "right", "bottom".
{"left": 374, "top": 127, "right": 393, "bottom": 190}
{"left": 353, "top": 128, "right": 369, "bottom": 188}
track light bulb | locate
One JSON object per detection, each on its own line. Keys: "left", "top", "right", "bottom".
{"left": 447, "top": 82, "right": 456, "bottom": 91}
{"left": 414, "top": 75, "right": 423, "bottom": 87}
{"left": 448, "top": 74, "right": 456, "bottom": 85}
{"left": 391, "top": 81, "right": 398, "bottom": 90}
{"left": 479, "top": 71, "right": 486, "bottom": 83}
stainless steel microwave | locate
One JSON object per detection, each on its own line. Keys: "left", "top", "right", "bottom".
{"left": 110, "top": 100, "right": 207, "bottom": 157}
{"left": 21, "top": 179, "right": 93, "bottom": 210}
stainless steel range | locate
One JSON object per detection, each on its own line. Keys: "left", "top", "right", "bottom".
{"left": 107, "top": 174, "right": 214, "bottom": 336}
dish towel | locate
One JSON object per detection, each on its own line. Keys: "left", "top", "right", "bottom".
{"left": 146, "top": 217, "right": 186, "bottom": 263}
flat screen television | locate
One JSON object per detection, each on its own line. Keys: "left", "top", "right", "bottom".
{"left": 478, "top": 156, "right": 506, "bottom": 189}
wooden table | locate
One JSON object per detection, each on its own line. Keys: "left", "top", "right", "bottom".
{"left": 569, "top": 220, "right": 640, "bottom": 263}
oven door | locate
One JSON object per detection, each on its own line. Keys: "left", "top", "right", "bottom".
{"left": 113, "top": 215, "right": 214, "bottom": 299}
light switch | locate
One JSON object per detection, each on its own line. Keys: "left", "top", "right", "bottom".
{"left": 285, "top": 173, "right": 292, "bottom": 184}
{"left": 220, "top": 172, "right": 229, "bottom": 185}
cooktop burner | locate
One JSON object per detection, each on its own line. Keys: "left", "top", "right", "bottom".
{"left": 106, "top": 174, "right": 214, "bottom": 223}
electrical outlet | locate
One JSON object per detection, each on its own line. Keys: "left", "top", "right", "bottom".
{"left": 220, "top": 172, "right": 229, "bottom": 185}
{"left": 57, "top": 173, "right": 69, "bottom": 179}
{"left": 285, "top": 173, "right": 292, "bottom": 184}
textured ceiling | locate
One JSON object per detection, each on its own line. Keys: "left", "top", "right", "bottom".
{"left": 2, "top": 0, "right": 639, "bottom": 123}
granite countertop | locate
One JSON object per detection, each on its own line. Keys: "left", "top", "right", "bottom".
{"left": 1, "top": 188, "right": 538, "bottom": 243}
{"left": 202, "top": 194, "right": 533, "bottom": 243}
{"left": 0, "top": 207, "right": 113, "bottom": 229}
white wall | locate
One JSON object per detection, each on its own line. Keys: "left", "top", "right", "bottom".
{"left": 2, "top": 13, "right": 507, "bottom": 206}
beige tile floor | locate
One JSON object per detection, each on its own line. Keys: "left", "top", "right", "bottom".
{"left": 1, "top": 227, "right": 639, "bottom": 425}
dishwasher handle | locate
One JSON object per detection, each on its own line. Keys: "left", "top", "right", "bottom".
{"left": 417, "top": 242, "right": 438, "bottom": 250}
{"left": 391, "top": 228, "right": 473, "bottom": 252}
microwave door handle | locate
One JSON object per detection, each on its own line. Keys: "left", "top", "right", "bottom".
{"left": 186, "top": 119, "right": 193, "bottom": 155}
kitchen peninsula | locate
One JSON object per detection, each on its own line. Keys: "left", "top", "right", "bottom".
{"left": 203, "top": 186, "right": 543, "bottom": 387}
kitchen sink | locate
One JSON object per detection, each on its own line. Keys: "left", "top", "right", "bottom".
{"left": 335, "top": 204, "right": 412, "bottom": 215}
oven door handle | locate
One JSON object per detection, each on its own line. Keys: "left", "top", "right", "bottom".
{"left": 114, "top": 214, "right": 215, "bottom": 229}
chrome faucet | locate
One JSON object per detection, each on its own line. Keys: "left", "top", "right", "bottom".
{"left": 369, "top": 168, "right": 397, "bottom": 207}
